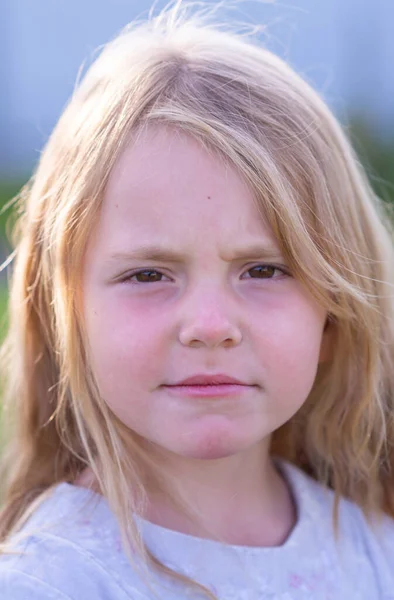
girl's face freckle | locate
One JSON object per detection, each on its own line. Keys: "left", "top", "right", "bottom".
{"left": 82, "top": 125, "right": 330, "bottom": 461}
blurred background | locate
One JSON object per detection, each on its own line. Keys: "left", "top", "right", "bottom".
{"left": 0, "top": 0, "right": 394, "bottom": 333}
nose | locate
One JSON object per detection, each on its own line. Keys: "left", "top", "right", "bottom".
{"left": 178, "top": 288, "right": 243, "bottom": 349}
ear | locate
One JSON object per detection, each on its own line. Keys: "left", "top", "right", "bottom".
{"left": 318, "top": 315, "right": 335, "bottom": 363}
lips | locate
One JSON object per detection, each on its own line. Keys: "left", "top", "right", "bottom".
{"left": 163, "top": 375, "right": 254, "bottom": 398}
{"left": 169, "top": 374, "right": 249, "bottom": 386}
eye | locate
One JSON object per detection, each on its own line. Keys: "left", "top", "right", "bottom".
{"left": 120, "top": 264, "right": 289, "bottom": 285}
{"left": 123, "top": 269, "right": 167, "bottom": 284}
{"left": 243, "top": 264, "right": 288, "bottom": 279}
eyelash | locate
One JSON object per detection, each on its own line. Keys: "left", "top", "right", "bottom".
{"left": 121, "top": 264, "right": 289, "bottom": 284}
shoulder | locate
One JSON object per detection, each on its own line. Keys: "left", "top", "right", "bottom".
{"left": 281, "top": 458, "right": 394, "bottom": 541}
{"left": 279, "top": 459, "right": 394, "bottom": 591}
{"left": 0, "top": 484, "right": 147, "bottom": 600}
{"left": 0, "top": 568, "right": 72, "bottom": 600}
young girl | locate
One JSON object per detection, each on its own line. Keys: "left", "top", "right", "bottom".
{"left": 1, "top": 2, "right": 394, "bottom": 598}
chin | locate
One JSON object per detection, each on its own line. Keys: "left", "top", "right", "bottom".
{"left": 180, "top": 445, "right": 241, "bottom": 461}
{"left": 174, "top": 423, "right": 252, "bottom": 461}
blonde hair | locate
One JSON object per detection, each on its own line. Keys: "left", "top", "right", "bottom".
{"left": 1, "top": 1, "right": 394, "bottom": 597}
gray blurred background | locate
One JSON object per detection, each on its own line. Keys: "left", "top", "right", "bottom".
{"left": 1, "top": 0, "right": 394, "bottom": 178}
{"left": 0, "top": 0, "right": 393, "bottom": 287}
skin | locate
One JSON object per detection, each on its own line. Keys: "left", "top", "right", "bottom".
{"left": 81, "top": 125, "right": 332, "bottom": 545}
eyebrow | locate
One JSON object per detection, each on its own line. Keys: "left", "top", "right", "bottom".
{"left": 108, "top": 243, "right": 285, "bottom": 264}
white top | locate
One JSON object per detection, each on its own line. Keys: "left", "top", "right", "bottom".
{"left": 1, "top": 460, "right": 394, "bottom": 599}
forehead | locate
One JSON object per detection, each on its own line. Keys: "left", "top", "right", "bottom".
{"left": 96, "top": 125, "right": 278, "bottom": 252}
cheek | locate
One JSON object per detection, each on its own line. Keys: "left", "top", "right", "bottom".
{"left": 84, "top": 292, "right": 169, "bottom": 399}
{"left": 255, "top": 301, "right": 325, "bottom": 398}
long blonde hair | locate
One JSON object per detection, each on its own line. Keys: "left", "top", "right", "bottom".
{"left": 1, "top": 1, "right": 394, "bottom": 597}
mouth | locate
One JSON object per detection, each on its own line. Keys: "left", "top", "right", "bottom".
{"left": 163, "top": 383, "right": 255, "bottom": 398}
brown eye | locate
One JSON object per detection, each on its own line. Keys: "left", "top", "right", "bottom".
{"left": 131, "top": 270, "right": 164, "bottom": 283}
{"left": 247, "top": 265, "right": 281, "bottom": 279}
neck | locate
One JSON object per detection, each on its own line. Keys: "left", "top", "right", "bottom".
{"left": 144, "top": 441, "right": 296, "bottom": 547}
{"left": 74, "top": 441, "right": 297, "bottom": 547}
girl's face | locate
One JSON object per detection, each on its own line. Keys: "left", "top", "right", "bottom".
{"left": 83, "top": 125, "right": 330, "bottom": 461}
